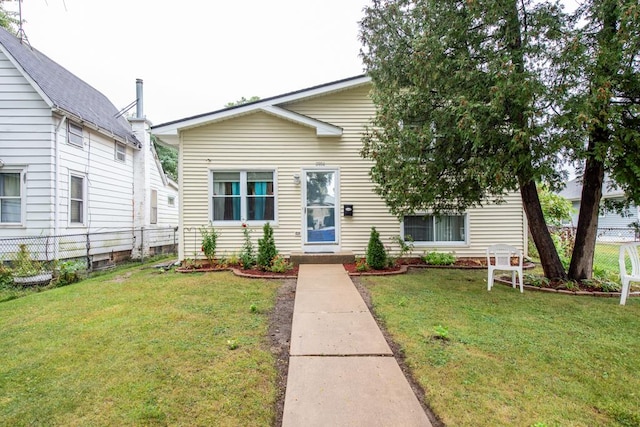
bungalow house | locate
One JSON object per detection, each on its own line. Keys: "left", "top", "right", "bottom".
{"left": 0, "top": 27, "right": 178, "bottom": 266}
{"left": 152, "top": 75, "right": 526, "bottom": 261}
{"left": 559, "top": 176, "right": 639, "bottom": 240}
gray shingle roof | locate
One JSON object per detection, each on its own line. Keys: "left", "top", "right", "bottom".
{"left": 0, "top": 27, "right": 140, "bottom": 146}
{"left": 558, "top": 176, "right": 625, "bottom": 201}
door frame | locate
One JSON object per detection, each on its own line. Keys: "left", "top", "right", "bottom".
{"left": 301, "top": 167, "right": 340, "bottom": 253}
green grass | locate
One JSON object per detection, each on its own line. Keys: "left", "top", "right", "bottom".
{"left": 362, "top": 269, "right": 640, "bottom": 427}
{"left": 0, "top": 264, "right": 279, "bottom": 426}
{"left": 595, "top": 243, "right": 624, "bottom": 273}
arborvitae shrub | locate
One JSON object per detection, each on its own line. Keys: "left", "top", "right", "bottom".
{"left": 366, "top": 227, "right": 387, "bottom": 270}
{"left": 257, "top": 222, "right": 278, "bottom": 271}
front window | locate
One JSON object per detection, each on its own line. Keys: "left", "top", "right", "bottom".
{"left": 403, "top": 214, "right": 467, "bottom": 244}
{"left": 211, "top": 171, "right": 275, "bottom": 223}
{"left": 70, "top": 175, "right": 85, "bottom": 224}
{"left": 0, "top": 171, "right": 22, "bottom": 224}
{"left": 68, "top": 122, "right": 83, "bottom": 147}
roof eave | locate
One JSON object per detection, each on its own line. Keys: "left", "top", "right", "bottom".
{"left": 151, "top": 75, "right": 370, "bottom": 134}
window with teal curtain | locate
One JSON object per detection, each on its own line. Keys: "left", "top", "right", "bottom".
{"left": 212, "top": 171, "right": 274, "bottom": 222}
{"left": 248, "top": 172, "right": 274, "bottom": 221}
{"left": 212, "top": 172, "right": 241, "bottom": 221}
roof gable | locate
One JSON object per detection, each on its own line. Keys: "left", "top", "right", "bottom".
{"left": 0, "top": 27, "right": 140, "bottom": 147}
{"left": 152, "top": 75, "right": 371, "bottom": 144}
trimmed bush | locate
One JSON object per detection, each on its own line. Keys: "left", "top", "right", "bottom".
{"left": 366, "top": 227, "right": 387, "bottom": 270}
{"left": 257, "top": 223, "right": 278, "bottom": 271}
{"left": 423, "top": 251, "right": 456, "bottom": 266}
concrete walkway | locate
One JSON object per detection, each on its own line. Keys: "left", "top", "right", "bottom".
{"left": 282, "top": 264, "right": 432, "bottom": 426}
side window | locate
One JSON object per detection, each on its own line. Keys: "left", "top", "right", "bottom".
{"left": 403, "top": 214, "right": 467, "bottom": 244}
{"left": 70, "top": 174, "right": 85, "bottom": 224}
{"left": 68, "top": 122, "right": 84, "bottom": 147}
{"left": 115, "top": 142, "right": 126, "bottom": 162}
{"left": 151, "top": 189, "right": 158, "bottom": 224}
{"left": 0, "top": 171, "right": 23, "bottom": 224}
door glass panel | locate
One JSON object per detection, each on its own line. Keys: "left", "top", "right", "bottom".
{"left": 305, "top": 171, "right": 336, "bottom": 243}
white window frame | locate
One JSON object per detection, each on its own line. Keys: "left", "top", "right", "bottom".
{"left": 0, "top": 169, "right": 25, "bottom": 226}
{"left": 115, "top": 142, "right": 126, "bottom": 162}
{"left": 209, "top": 169, "right": 277, "bottom": 226}
{"left": 168, "top": 196, "right": 175, "bottom": 207}
{"left": 401, "top": 213, "right": 469, "bottom": 247}
{"left": 67, "top": 122, "right": 84, "bottom": 148}
{"left": 69, "top": 173, "right": 87, "bottom": 226}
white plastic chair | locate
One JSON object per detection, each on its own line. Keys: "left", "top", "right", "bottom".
{"left": 487, "top": 244, "right": 524, "bottom": 292}
{"left": 619, "top": 242, "right": 640, "bottom": 305}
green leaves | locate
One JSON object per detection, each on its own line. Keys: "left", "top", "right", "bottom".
{"left": 360, "top": 0, "right": 568, "bottom": 217}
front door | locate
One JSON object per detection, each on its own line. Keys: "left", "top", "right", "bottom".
{"left": 303, "top": 170, "right": 338, "bottom": 250}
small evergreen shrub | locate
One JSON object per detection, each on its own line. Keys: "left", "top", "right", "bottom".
{"left": 257, "top": 222, "right": 278, "bottom": 271}
{"left": 423, "top": 251, "right": 456, "bottom": 266}
{"left": 240, "top": 226, "right": 256, "bottom": 269}
{"left": 366, "top": 227, "right": 387, "bottom": 270}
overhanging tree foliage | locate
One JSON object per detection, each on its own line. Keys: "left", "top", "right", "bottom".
{"left": 557, "top": 0, "right": 640, "bottom": 280}
{"left": 0, "top": 0, "right": 19, "bottom": 33}
{"left": 152, "top": 135, "right": 178, "bottom": 182}
{"left": 360, "top": 0, "right": 568, "bottom": 279}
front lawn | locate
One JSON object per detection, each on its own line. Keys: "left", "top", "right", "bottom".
{"left": 0, "top": 265, "right": 279, "bottom": 426}
{"left": 362, "top": 269, "right": 640, "bottom": 427}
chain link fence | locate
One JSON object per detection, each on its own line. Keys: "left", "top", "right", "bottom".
{"left": 0, "top": 226, "right": 178, "bottom": 276}
{"left": 547, "top": 226, "right": 639, "bottom": 276}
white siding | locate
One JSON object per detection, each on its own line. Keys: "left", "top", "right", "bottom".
{"left": 0, "top": 50, "right": 55, "bottom": 238}
{"left": 149, "top": 152, "right": 178, "bottom": 227}
{"left": 179, "top": 84, "right": 525, "bottom": 259}
{"left": 57, "top": 124, "right": 134, "bottom": 234}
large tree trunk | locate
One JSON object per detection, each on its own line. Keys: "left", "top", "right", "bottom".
{"left": 568, "top": 0, "right": 617, "bottom": 281}
{"left": 520, "top": 177, "right": 568, "bottom": 280}
{"left": 505, "top": 2, "right": 566, "bottom": 280}
{"left": 568, "top": 152, "right": 606, "bottom": 280}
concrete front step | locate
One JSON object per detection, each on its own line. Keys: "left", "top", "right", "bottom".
{"left": 290, "top": 251, "right": 355, "bottom": 265}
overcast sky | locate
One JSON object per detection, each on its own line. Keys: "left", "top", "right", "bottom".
{"left": 9, "top": 0, "right": 370, "bottom": 125}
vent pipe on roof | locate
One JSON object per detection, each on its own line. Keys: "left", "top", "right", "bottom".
{"left": 136, "top": 79, "right": 144, "bottom": 119}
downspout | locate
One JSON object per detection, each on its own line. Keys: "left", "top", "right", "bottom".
{"left": 54, "top": 115, "right": 67, "bottom": 258}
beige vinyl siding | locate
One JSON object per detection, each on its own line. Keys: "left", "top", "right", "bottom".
{"left": 179, "top": 83, "right": 526, "bottom": 259}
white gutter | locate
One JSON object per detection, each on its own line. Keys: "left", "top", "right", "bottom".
{"left": 54, "top": 115, "right": 66, "bottom": 257}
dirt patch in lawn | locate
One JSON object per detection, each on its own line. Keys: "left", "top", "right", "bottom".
{"left": 268, "top": 278, "right": 296, "bottom": 426}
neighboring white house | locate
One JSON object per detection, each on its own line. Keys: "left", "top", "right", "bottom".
{"left": 152, "top": 75, "right": 526, "bottom": 261}
{"left": 559, "top": 176, "right": 639, "bottom": 240}
{"left": 0, "top": 27, "right": 178, "bottom": 266}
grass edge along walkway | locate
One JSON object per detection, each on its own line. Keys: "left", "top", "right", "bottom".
{"left": 361, "top": 268, "right": 640, "bottom": 427}
{"left": 0, "top": 265, "right": 280, "bottom": 426}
